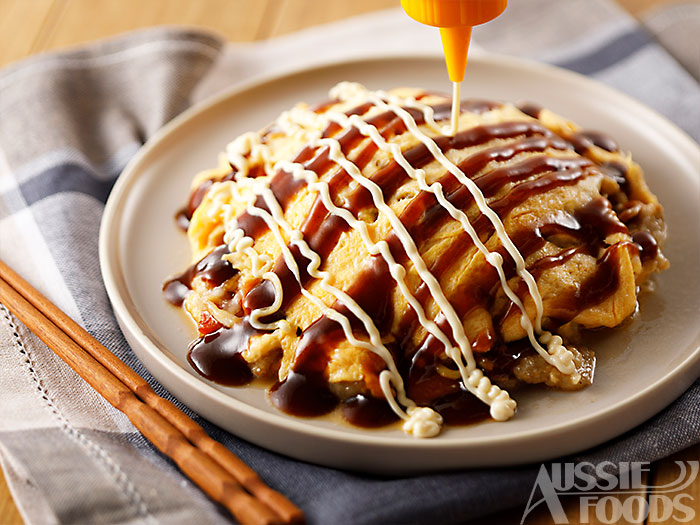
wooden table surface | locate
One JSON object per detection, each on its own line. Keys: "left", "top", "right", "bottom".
{"left": 1, "top": 1, "right": 697, "bottom": 524}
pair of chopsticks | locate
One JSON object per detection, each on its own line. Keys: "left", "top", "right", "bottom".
{"left": 0, "top": 259, "right": 304, "bottom": 525}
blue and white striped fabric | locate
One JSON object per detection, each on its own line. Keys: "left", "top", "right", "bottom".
{"left": 1, "top": 1, "right": 698, "bottom": 523}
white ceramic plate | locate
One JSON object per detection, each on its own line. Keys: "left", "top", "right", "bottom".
{"left": 100, "top": 54, "right": 700, "bottom": 474}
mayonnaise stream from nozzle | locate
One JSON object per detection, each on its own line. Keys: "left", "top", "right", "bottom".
{"left": 401, "top": 0, "right": 508, "bottom": 134}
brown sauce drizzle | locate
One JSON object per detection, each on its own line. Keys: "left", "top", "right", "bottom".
{"left": 404, "top": 327, "right": 493, "bottom": 425}
{"left": 163, "top": 278, "right": 191, "bottom": 308}
{"left": 270, "top": 256, "right": 396, "bottom": 420}
{"left": 632, "top": 231, "right": 659, "bottom": 263}
{"left": 163, "top": 245, "right": 237, "bottom": 307}
{"left": 341, "top": 394, "right": 400, "bottom": 427}
{"left": 179, "top": 171, "right": 237, "bottom": 227}
{"left": 174, "top": 181, "right": 214, "bottom": 232}
{"left": 404, "top": 159, "right": 594, "bottom": 290}
{"left": 479, "top": 339, "right": 534, "bottom": 376}
{"left": 600, "top": 161, "right": 629, "bottom": 194}
{"left": 517, "top": 102, "right": 543, "bottom": 119}
{"left": 243, "top": 245, "right": 310, "bottom": 322}
{"left": 431, "top": 389, "right": 491, "bottom": 425}
{"left": 188, "top": 321, "right": 259, "bottom": 386}
{"left": 246, "top": 116, "right": 613, "bottom": 424}
{"left": 238, "top": 106, "right": 420, "bottom": 316}
{"left": 188, "top": 178, "right": 216, "bottom": 215}
{"left": 268, "top": 312, "right": 341, "bottom": 417}
{"left": 497, "top": 197, "right": 629, "bottom": 326}
{"left": 570, "top": 197, "right": 628, "bottom": 245}
{"left": 174, "top": 207, "right": 191, "bottom": 231}
{"left": 401, "top": 135, "right": 570, "bottom": 246}
{"left": 569, "top": 130, "right": 620, "bottom": 154}
{"left": 168, "top": 94, "right": 651, "bottom": 431}
{"left": 409, "top": 189, "right": 629, "bottom": 356}
{"left": 552, "top": 242, "right": 631, "bottom": 323}
{"left": 269, "top": 370, "right": 338, "bottom": 417}
{"left": 530, "top": 247, "right": 581, "bottom": 274}
{"left": 407, "top": 336, "right": 462, "bottom": 405}
{"left": 310, "top": 98, "right": 340, "bottom": 113}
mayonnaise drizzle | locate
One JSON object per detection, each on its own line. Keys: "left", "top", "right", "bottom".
{"left": 216, "top": 83, "right": 586, "bottom": 436}
{"left": 232, "top": 177, "right": 421, "bottom": 417}
{"left": 329, "top": 82, "right": 577, "bottom": 379}
{"left": 266, "top": 123, "right": 517, "bottom": 422}
{"left": 450, "top": 81, "right": 461, "bottom": 136}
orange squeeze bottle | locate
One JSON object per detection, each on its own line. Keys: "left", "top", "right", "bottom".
{"left": 401, "top": 0, "right": 508, "bottom": 133}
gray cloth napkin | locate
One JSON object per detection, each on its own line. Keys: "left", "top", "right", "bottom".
{"left": 1, "top": 1, "right": 699, "bottom": 524}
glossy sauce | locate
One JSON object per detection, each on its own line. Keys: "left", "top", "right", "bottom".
{"left": 569, "top": 131, "right": 620, "bottom": 154}
{"left": 175, "top": 207, "right": 191, "bottom": 231}
{"left": 269, "top": 255, "right": 396, "bottom": 420}
{"left": 517, "top": 102, "right": 543, "bottom": 119}
{"left": 341, "top": 394, "right": 401, "bottom": 427}
{"left": 188, "top": 322, "right": 258, "bottom": 386}
{"left": 163, "top": 245, "right": 237, "bottom": 306}
{"left": 167, "top": 93, "right": 656, "bottom": 431}
{"left": 632, "top": 230, "right": 659, "bottom": 263}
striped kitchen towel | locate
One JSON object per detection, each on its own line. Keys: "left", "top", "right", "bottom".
{"left": 0, "top": 1, "right": 698, "bottom": 523}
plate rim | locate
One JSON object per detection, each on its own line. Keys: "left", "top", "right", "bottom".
{"left": 99, "top": 52, "right": 700, "bottom": 460}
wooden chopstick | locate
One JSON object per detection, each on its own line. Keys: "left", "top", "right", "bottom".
{"left": 0, "top": 259, "right": 304, "bottom": 525}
